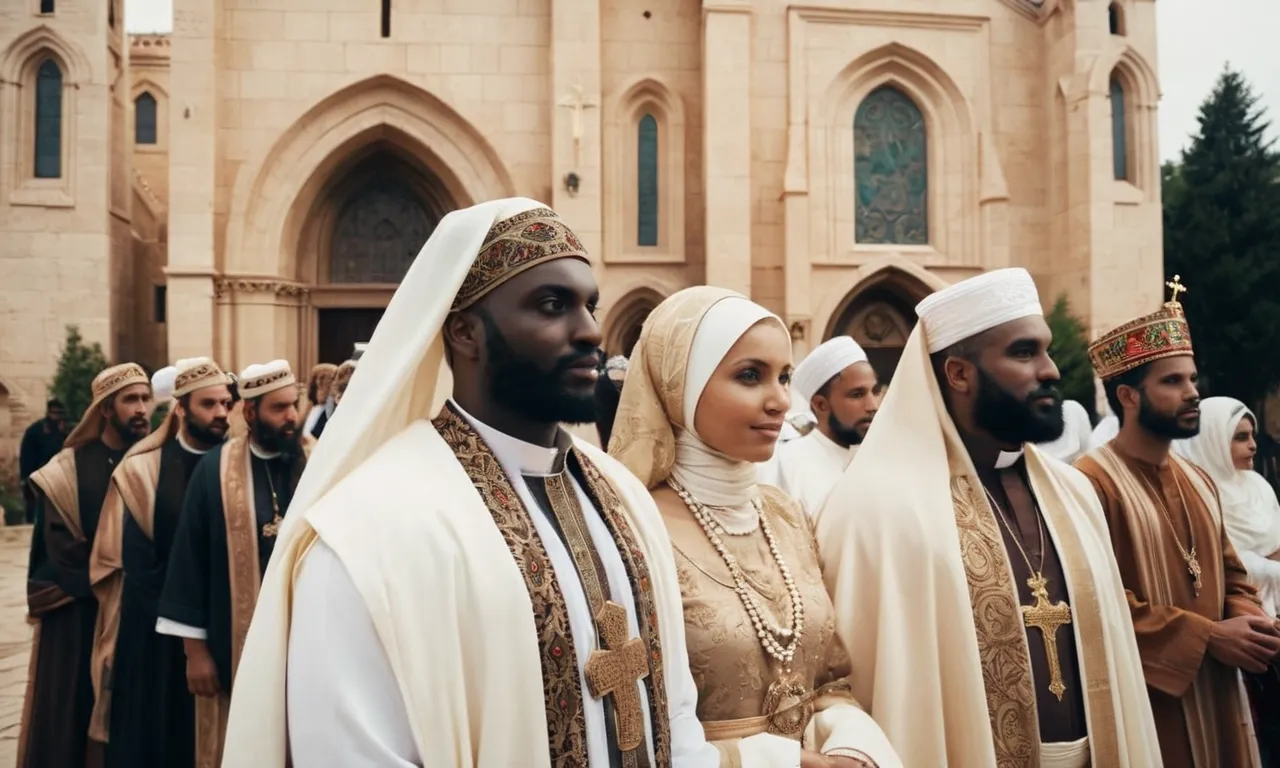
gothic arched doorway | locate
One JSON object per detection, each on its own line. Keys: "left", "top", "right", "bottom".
{"left": 826, "top": 271, "right": 932, "bottom": 383}
{"left": 300, "top": 140, "right": 456, "bottom": 364}
{"left": 605, "top": 288, "right": 663, "bottom": 357}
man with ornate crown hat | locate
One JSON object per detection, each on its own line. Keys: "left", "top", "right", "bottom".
{"left": 18, "top": 363, "right": 153, "bottom": 768}
{"left": 156, "top": 359, "right": 305, "bottom": 768}
{"left": 222, "top": 199, "right": 720, "bottom": 767}
{"left": 814, "top": 269, "right": 1160, "bottom": 768}
{"left": 764, "top": 335, "right": 881, "bottom": 519}
{"left": 1075, "top": 277, "right": 1277, "bottom": 768}
{"left": 88, "top": 357, "right": 233, "bottom": 768}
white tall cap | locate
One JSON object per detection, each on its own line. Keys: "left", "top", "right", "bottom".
{"left": 238, "top": 359, "right": 296, "bottom": 400}
{"left": 151, "top": 365, "right": 178, "bottom": 401}
{"left": 915, "top": 268, "right": 1043, "bottom": 354}
{"left": 792, "top": 336, "right": 869, "bottom": 404}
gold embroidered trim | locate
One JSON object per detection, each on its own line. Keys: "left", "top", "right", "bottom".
{"left": 91, "top": 363, "right": 150, "bottom": 401}
{"left": 220, "top": 437, "right": 261, "bottom": 676}
{"left": 451, "top": 207, "right": 589, "bottom": 311}
{"left": 239, "top": 369, "right": 296, "bottom": 399}
{"left": 951, "top": 476, "right": 1039, "bottom": 768}
{"left": 173, "top": 362, "right": 231, "bottom": 399}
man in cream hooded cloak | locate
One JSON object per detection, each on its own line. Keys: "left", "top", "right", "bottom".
{"left": 813, "top": 269, "right": 1161, "bottom": 768}
{"left": 222, "top": 198, "right": 719, "bottom": 767}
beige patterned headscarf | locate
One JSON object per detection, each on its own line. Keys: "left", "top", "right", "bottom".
{"left": 608, "top": 285, "right": 767, "bottom": 488}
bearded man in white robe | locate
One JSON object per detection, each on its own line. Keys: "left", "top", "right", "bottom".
{"left": 814, "top": 268, "right": 1161, "bottom": 767}
{"left": 221, "top": 198, "right": 720, "bottom": 767}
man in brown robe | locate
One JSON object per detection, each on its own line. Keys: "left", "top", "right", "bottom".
{"left": 1075, "top": 279, "right": 1280, "bottom": 768}
{"left": 88, "top": 358, "right": 233, "bottom": 768}
{"left": 18, "top": 363, "right": 153, "bottom": 768}
{"left": 157, "top": 360, "right": 305, "bottom": 768}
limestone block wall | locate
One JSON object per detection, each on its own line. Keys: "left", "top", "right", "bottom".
{"left": 0, "top": 4, "right": 122, "bottom": 414}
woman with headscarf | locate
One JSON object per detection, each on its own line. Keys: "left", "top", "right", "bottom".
{"left": 609, "top": 286, "right": 899, "bottom": 768}
{"left": 1175, "top": 396, "right": 1280, "bottom": 765}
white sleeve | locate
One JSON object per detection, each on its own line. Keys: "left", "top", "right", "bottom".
{"left": 287, "top": 540, "right": 421, "bottom": 767}
{"left": 155, "top": 618, "right": 207, "bottom": 639}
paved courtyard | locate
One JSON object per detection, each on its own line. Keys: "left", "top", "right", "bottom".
{"left": 0, "top": 525, "right": 31, "bottom": 766}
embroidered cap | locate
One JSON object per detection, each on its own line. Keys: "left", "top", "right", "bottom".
{"left": 65, "top": 363, "right": 152, "bottom": 449}
{"left": 916, "top": 268, "right": 1044, "bottom": 354}
{"left": 1089, "top": 275, "right": 1194, "bottom": 381}
{"left": 172, "top": 357, "right": 232, "bottom": 398}
{"left": 238, "top": 360, "right": 296, "bottom": 400}
{"left": 451, "top": 207, "right": 590, "bottom": 311}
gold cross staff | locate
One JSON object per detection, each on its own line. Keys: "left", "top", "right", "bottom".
{"left": 1021, "top": 573, "right": 1073, "bottom": 701}
{"left": 1166, "top": 274, "right": 1188, "bottom": 304}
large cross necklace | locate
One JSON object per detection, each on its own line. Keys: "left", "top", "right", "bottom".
{"left": 261, "top": 464, "right": 283, "bottom": 538}
{"left": 1138, "top": 470, "right": 1202, "bottom": 597}
{"left": 984, "top": 486, "right": 1072, "bottom": 702}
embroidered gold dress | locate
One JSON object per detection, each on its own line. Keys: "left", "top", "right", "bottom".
{"left": 665, "top": 486, "right": 854, "bottom": 731}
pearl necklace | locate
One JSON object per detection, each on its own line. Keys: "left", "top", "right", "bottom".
{"left": 671, "top": 480, "right": 805, "bottom": 666}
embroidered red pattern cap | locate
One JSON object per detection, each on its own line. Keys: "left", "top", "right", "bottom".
{"left": 451, "top": 207, "right": 590, "bottom": 311}
{"left": 1088, "top": 275, "right": 1194, "bottom": 381}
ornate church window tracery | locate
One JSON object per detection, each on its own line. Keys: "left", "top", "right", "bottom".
{"left": 328, "top": 180, "right": 436, "bottom": 284}
{"left": 854, "top": 85, "right": 928, "bottom": 245}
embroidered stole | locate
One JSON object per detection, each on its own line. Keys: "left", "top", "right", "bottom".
{"left": 1091, "top": 446, "right": 1227, "bottom": 768}
{"left": 195, "top": 436, "right": 261, "bottom": 768}
{"left": 433, "top": 405, "right": 672, "bottom": 768}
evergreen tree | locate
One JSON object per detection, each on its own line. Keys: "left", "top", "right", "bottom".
{"left": 1046, "top": 294, "right": 1096, "bottom": 421}
{"left": 49, "top": 325, "right": 110, "bottom": 423}
{"left": 1165, "top": 67, "right": 1280, "bottom": 408}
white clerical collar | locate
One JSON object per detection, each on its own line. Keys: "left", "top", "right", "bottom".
{"left": 176, "top": 431, "right": 209, "bottom": 455}
{"left": 995, "top": 450, "right": 1024, "bottom": 469}
{"left": 249, "top": 441, "right": 280, "bottom": 461}
{"left": 449, "top": 400, "right": 562, "bottom": 476}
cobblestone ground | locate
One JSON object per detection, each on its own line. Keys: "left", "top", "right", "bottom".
{"left": 0, "top": 525, "right": 31, "bottom": 766}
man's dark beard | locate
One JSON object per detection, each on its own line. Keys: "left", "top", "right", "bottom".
{"left": 479, "top": 312, "right": 599, "bottom": 425}
{"left": 186, "top": 416, "right": 229, "bottom": 447}
{"left": 110, "top": 413, "right": 149, "bottom": 447}
{"left": 826, "top": 412, "right": 867, "bottom": 449}
{"left": 253, "top": 418, "right": 301, "bottom": 457}
{"left": 972, "top": 365, "right": 1064, "bottom": 445}
{"left": 1137, "top": 389, "right": 1200, "bottom": 439}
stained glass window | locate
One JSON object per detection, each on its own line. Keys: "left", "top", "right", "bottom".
{"left": 1110, "top": 77, "right": 1128, "bottom": 181}
{"left": 854, "top": 86, "right": 928, "bottom": 245}
{"left": 34, "top": 59, "right": 63, "bottom": 179}
{"left": 329, "top": 181, "right": 436, "bottom": 284}
{"left": 135, "top": 92, "right": 157, "bottom": 145}
{"left": 637, "top": 114, "right": 659, "bottom": 247}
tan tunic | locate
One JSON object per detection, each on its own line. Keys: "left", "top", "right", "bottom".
{"left": 1076, "top": 445, "right": 1263, "bottom": 768}
{"left": 660, "top": 486, "right": 858, "bottom": 736}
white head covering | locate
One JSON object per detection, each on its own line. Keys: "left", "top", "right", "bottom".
{"left": 279, "top": 198, "right": 561, "bottom": 538}
{"left": 792, "top": 336, "right": 869, "bottom": 405}
{"left": 915, "top": 268, "right": 1044, "bottom": 354}
{"left": 151, "top": 365, "right": 178, "bottom": 402}
{"left": 238, "top": 360, "right": 296, "bottom": 400}
{"left": 1036, "top": 399, "right": 1093, "bottom": 464}
{"left": 1174, "top": 397, "right": 1280, "bottom": 614}
{"left": 1090, "top": 414, "right": 1120, "bottom": 449}
{"left": 681, "top": 297, "right": 778, "bottom": 430}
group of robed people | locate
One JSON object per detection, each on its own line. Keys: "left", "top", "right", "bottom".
{"left": 16, "top": 195, "right": 1280, "bottom": 768}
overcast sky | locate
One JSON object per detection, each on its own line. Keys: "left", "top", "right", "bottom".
{"left": 126, "top": 0, "right": 1279, "bottom": 162}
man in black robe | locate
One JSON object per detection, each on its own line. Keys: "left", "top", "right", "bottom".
{"left": 19, "top": 398, "right": 67, "bottom": 523}
{"left": 158, "top": 359, "right": 305, "bottom": 767}
{"left": 19, "top": 363, "right": 152, "bottom": 768}
{"left": 89, "top": 358, "right": 233, "bottom": 768}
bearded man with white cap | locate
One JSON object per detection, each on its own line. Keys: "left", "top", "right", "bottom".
{"left": 19, "top": 363, "right": 153, "bottom": 768}
{"left": 222, "top": 199, "right": 720, "bottom": 768}
{"left": 156, "top": 359, "right": 304, "bottom": 767}
{"left": 88, "top": 357, "right": 234, "bottom": 768}
{"left": 766, "top": 336, "right": 880, "bottom": 519}
{"left": 814, "top": 268, "right": 1160, "bottom": 767}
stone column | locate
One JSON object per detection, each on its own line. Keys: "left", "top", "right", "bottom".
{"left": 549, "top": 0, "right": 603, "bottom": 262}
{"left": 165, "top": 0, "right": 219, "bottom": 361}
{"left": 702, "top": 0, "right": 753, "bottom": 295}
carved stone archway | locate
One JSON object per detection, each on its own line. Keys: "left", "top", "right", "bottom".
{"left": 825, "top": 268, "right": 934, "bottom": 382}
{"left": 604, "top": 287, "right": 664, "bottom": 357}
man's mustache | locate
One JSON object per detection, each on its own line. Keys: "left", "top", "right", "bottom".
{"left": 550, "top": 347, "right": 602, "bottom": 376}
{"left": 1026, "top": 384, "right": 1063, "bottom": 405}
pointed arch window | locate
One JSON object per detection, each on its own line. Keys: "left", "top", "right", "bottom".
{"left": 34, "top": 59, "right": 63, "bottom": 179}
{"left": 135, "top": 92, "right": 158, "bottom": 145}
{"left": 1108, "top": 3, "right": 1125, "bottom": 35}
{"left": 637, "top": 113, "right": 659, "bottom": 247}
{"left": 1110, "top": 75, "right": 1128, "bottom": 181}
{"left": 854, "top": 86, "right": 928, "bottom": 245}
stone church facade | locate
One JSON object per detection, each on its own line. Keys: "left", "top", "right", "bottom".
{"left": 0, "top": 0, "right": 1162, "bottom": 432}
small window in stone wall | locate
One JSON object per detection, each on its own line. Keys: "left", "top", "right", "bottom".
{"left": 637, "top": 113, "right": 659, "bottom": 247}
{"left": 1108, "top": 3, "right": 1125, "bottom": 35}
{"left": 136, "top": 92, "right": 158, "bottom": 145}
{"left": 1110, "top": 76, "right": 1128, "bottom": 181}
{"left": 154, "top": 285, "right": 167, "bottom": 324}
{"left": 381, "top": 0, "right": 391, "bottom": 37}
{"left": 34, "top": 59, "right": 63, "bottom": 179}
{"left": 854, "top": 85, "right": 928, "bottom": 245}
{"left": 40, "top": 0, "right": 54, "bottom": 13}
{"left": 109, "top": 0, "right": 116, "bottom": 29}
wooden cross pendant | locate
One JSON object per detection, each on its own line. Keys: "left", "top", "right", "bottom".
{"left": 1020, "top": 573, "right": 1073, "bottom": 702}
{"left": 584, "top": 601, "right": 650, "bottom": 751}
